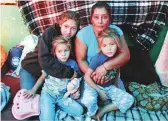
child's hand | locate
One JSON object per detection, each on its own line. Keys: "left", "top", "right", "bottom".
{"left": 23, "top": 90, "right": 36, "bottom": 99}
{"left": 72, "top": 89, "right": 80, "bottom": 100}
{"left": 98, "top": 89, "right": 108, "bottom": 101}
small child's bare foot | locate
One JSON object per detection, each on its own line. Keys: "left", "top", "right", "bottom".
{"left": 96, "top": 109, "right": 106, "bottom": 121}
{"left": 96, "top": 115, "right": 101, "bottom": 121}
{"left": 91, "top": 115, "right": 97, "bottom": 121}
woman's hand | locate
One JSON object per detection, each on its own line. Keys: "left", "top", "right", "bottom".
{"left": 91, "top": 65, "right": 108, "bottom": 84}
{"left": 23, "top": 89, "right": 36, "bottom": 99}
{"left": 98, "top": 89, "right": 108, "bottom": 101}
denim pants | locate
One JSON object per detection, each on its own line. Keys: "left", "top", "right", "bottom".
{"left": 81, "top": 80, "right": 134, "bottom": 116}
{"left": 19, "top": 67, "right": 37, "bottom": 90}
{"left": 39, "top": 87, "right": 84, "bottom": 121}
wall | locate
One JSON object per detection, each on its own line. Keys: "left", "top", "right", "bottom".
{"left": 0, "top": 5, "right": 30, "bottom": 52}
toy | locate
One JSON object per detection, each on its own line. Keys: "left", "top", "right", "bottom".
{"left": 63, "top": 78, "right": 81, "bottom": 98}
{"left": 12, "top": 89, "right": 40, "bottom": 120}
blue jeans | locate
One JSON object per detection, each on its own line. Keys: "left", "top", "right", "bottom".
{"left": 81, "top": 82, "right": 134, "bottom": 116}
{"left": 39, "top": 88, "right": 84, "bottom": 121}
{"left": 77, "top": 77, "right": 126, "bottom": 106}
{"left": 79, "top": 78, "right": 134, "bottom": 116}
{"left": 19, "top": 67, "right": 37, "bottom": 90}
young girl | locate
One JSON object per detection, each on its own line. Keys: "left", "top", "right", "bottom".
{"left": 83, "top": 28, "right": 134, "bottom": 121}
{"left": 24, "top": 36, "right": 83, "bottom": 121}
{"left": 20, "top": 10, "right": 80, "bottom": 90}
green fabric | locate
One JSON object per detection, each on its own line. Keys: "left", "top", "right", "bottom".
{"left": 128, "top": 82, "right": 168, "bottom": 111}
{"left": 149, "top": 24, "right": 168, "bottom": 64}
{"left": 125, "top": 24, "right": 168, "bottom": 64}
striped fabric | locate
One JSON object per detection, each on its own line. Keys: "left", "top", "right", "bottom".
{"left": 17, "top": 1, "right": 168, "bottom": 50}
{"left": 55, "top": 107, "right": 168, "bottom": 121}
{"left": 17, "top": 1, "right": 95, "bottom": 35}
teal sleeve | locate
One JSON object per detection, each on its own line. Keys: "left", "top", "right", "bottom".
{"left": 76, "top": 29, "right": 85, "bottom": 44}
{"left": 76, "top": 25, "right": 91, "bottom": 45}
{"left": 109, "top": 24, "right": 123, "bottom": 37}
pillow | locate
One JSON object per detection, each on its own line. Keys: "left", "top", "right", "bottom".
{"left": 8, "top": 46, "right": 23, "bottom": 71}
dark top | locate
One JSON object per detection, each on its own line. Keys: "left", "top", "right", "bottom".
{"left": 21, "top": 23, "right": 74, "bottom": 78}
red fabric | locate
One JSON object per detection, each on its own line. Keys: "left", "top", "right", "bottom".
{"left": 17, "top": 1, "right": 94, "bottom": 35}
{"left": 1, "top": 75, "right": 20, "bottom": 99}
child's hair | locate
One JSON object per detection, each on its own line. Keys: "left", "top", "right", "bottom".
{"left": 98, "top": 28, "right": 121, "bottom": 50}
{"left": 52, "top": 36, "right": 72, "bottom": 56}
{"left": 59, "top": 10, "right": 80, "bottom": 30}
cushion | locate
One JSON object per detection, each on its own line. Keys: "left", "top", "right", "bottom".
{"left": 8, "top": 46, "right": 23, "bottom": 71}
{"left": 1, "top": 75, "right": 20, "bottom": 99}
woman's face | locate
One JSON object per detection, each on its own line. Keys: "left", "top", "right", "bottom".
{"left": 100, "top": 37, "right": 117, "bottom": 57}
{"left": 60, "top": 19, "right": 77, "bottom": 38}
{"left": 91, "top": 7, "right": 110, "bottom": 34}
{"left": 55, "top": 43, "right": 70, "bottom": 62}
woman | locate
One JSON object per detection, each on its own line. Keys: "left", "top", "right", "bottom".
{"left": 75, "top": 2, "right": 131, "bottom": 120}
{"left": 75, "top": 1, "right": 130, "bottom": 85}
{"left": 83, "top": 28, "right": 134, "bottom": 121}
{"left": 20, "top": 11, "right": 80, "bottom": 90}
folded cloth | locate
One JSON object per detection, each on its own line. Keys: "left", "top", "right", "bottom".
{"left": 0, "top": 82, "right": 11, "bottom": 111}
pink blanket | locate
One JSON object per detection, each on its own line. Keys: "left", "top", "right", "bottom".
{"left": 155, "top": 32, "right": 168, "bottom": 87}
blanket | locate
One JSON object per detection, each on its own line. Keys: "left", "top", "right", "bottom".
{"left": 54, "top": 107, "right": 168, "bottom": 121}
{"left": 17, "top": 1, "right": 168, "bottom": 50}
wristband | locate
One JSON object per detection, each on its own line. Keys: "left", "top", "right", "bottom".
{"left": 103, "top": 64, "right": 108, "bottom": 71}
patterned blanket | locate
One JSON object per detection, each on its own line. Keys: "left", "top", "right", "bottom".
{"left": 54, "top": 107, "right": 168, "bottom": 121}
{"left": 54, "top": 82, "right": 168, "bottom": 121}
{"left": 17, "top": 1, "right": 168, "bottom": 50}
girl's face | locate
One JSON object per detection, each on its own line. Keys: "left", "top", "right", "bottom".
{"left": 60, "top": 19, "right": 78, "bottom": 38}
{"left": 55, "top": 43, "right": 70, "bottom": 62}
{"left": 100, "top": 37, "right": 117, "bottom": 57}
{"left": 91, "top": 7, "right": 110, "bottom": 35}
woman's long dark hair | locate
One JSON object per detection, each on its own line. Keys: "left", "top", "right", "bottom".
{"left": 90, "top": 1, "right": 112, "bottom": 23}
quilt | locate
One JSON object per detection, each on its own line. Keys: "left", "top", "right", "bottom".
{"left": 17, "top": 1, "right": 168, "bottom": 50}
{"left": 54, "top": 107, "right": 168, "bottom": 121}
